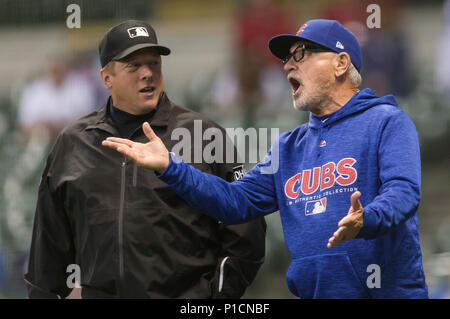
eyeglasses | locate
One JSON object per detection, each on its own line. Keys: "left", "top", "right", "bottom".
{"left": 282, "top": 44, "right": 333, "bottom": 65}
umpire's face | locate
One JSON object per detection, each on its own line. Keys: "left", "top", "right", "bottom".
{"left": 101, "top": 47, "right": 164, "bottom": 115}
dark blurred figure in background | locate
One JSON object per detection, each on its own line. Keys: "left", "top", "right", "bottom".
{"left": 323, "top": 0, "right": 411, "bottom": 97}
{"left": 435, "top": 0, "right": 450, "bottom": 103}
{"left": 69, "top": 50, "right": 111, "bottom": 109}
{"left": 213, "top": 0, "right": 294, "bottom": 128}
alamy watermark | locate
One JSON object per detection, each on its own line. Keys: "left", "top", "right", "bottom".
{"left": 66, "top": 262, "right": 382, "bottom": 290}
{"left": 366, "top": 263, "right": 381, "bottom": 289}
{"left": 170, "top": 120, "right": 280, "bottom": 174}
{"left": 66, "top": 264, "right": 81, "bottom": 288}
{"left": 367, "top": 4, "right": 381, "bottom": 29}
{"left": 66, "top": 3, "right": 381, "bottom": 30}
{"left": 66, "top": 4, "right": 81, "bottom": 29}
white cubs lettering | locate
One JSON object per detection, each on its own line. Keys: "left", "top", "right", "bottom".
{"left": 284, "top": 158, "right": 357, "bottom": 199}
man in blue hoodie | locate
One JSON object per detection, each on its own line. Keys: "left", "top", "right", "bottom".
{"left": 102, "top": 19, "right": 429, "bottom": 298}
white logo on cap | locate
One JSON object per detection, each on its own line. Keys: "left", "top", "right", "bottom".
{"left": 336, "top": 41, "right": 344, "bottom": 49}
{"left": 127, "top": 27, "right": 149, "bottom": 38}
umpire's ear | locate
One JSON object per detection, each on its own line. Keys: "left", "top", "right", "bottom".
{"left": 100, "top": 61, "right": 115, "bottom": 89}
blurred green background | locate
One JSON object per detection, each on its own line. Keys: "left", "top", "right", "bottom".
{"left": 0, "top": 0, "right": 449, "bottom": 298}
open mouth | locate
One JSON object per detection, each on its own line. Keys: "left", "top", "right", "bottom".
{"left": 288, "top": 77, "right": 302, "bottom": 95}
{"left": 139, "top": 86, "right": 155, "bottom": 94}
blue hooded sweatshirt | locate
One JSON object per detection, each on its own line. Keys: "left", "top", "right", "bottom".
{"left": 157, "top": 88, "right": 428, "bottom": 298}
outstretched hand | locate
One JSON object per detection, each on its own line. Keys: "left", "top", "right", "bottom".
{"left": 327, "top": 191, "right": 364, "bottom": 248}
{"left": 102, "top": 122, "right": 170, "bottom": 174}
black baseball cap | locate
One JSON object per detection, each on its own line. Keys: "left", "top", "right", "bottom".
{"left": 99, "top": 20, "right": 171, "bottom": 67}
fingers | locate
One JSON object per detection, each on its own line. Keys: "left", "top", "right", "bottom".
{"left": 327, "top": 226, "right": 347, "bottom": 248}
{"left": 104, "top": 137, "right": 134, "bottom": 147}
{"left": 350, "top": 191, "right": 362, "bottom": 212}
{"left": 101, "top": 140, "right": 123, "bottom": 150}
{"left": 335, "top": 226, "right": 347, "bottom": 240}
{"left": 328, "top": 192, "right": 364, "bottom": 248}
{"left": 142, "top": 122, "right": 157, "bottom": 141}
{"left": 338, "top": 214, "right": 354, "bottom": 228}
{"left": 102, "top": 140, "right": 134, "bottom": 158}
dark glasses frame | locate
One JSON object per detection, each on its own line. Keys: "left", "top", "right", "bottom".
{"left": 282, "top": 44, "right": 334, "bottom": 65}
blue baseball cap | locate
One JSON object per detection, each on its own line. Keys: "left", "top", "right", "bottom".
{"left": 268, "top": 19, "right": 362, "bottom": 72}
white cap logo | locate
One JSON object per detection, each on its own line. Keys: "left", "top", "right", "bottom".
{"left": 336, "top": 41, "right": 344, "bottom": 49}
{"left": 127, "top": 27, "right": 149, "bottom": 38}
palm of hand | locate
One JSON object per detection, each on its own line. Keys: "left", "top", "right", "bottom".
{"left": 102, "top": 122, "right": 170, "bottom": 173}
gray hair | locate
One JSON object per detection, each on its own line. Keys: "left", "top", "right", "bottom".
{"left": 347, "top": 63, "right": 362, "bottom": 87}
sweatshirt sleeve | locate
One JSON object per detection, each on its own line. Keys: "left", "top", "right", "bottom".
{"left": 357, "top": 111, "right": 421, "bottom": 239}
{"left": 156, "top": 148, "right": 279, "bottom": 225}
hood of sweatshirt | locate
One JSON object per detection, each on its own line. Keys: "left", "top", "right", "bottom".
{"left": 308, "top": 88, "right": 398, "bottom": 129}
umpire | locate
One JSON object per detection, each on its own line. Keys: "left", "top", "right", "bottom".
{"left": 24, "top": 20, "right": 266, "bottom": 298}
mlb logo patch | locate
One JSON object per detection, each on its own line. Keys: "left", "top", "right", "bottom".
{"left": 127, "top": 27, "right": 149, "bottom": 38}
{"left": 305, "top": 198, "right": 327, "bottom": 216}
